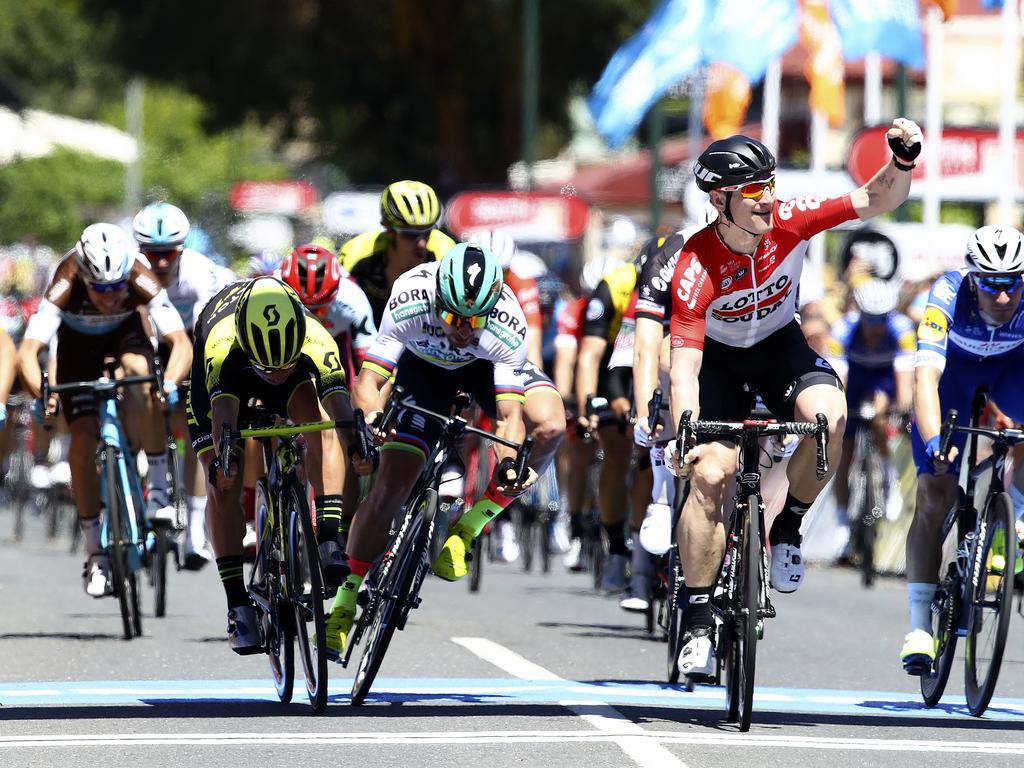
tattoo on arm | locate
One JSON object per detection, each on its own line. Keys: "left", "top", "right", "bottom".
{"left": 873, "top": 173, "right": 895, "bottom": 192}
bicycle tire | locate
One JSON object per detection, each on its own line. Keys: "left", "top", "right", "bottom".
{"left": 104, "top": 446, "right": 138, "bottom": 641}
{"left": 860, "top": 443, "right": 880, "bottom": 588}
{"left": 288, "top": 480, "right": 329, "bottom": 713}
{"left": 736, "top": 494, "right": 762, "bottom": 732}
{"left": 665, "top": 549, "right": 684, "bottom": 684}
{"left": 517, "top": 505, "right": 535, "bottom": 573}
{"left": 468, "top": 531, "right": 484, "bottom": 593}
{"left": 253, "top": 479, "right": 294, "bottom": 704}
{"left": 540, "top": 513, "right": 552, "bottom": 574}
{"left": 351, "top": 490, "right": 434, "bottom": 706}
{"left": 965, "top": 491, "right": 1016, "bottom": 716}
{"left": 153, "top": 528, "right": 169, "bottom": 618}
{"left": 921, "top": 563, "right": 960, "bottom": 706}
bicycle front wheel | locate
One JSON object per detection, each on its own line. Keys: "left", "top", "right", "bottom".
{"left": 252, "top": 479, "right": 294, "bottom": 704}
{"left": 965, "top": 491, "right": 1016, "bottom": 716}
{"left": 104, "top": 447, "right": 141, "bottom": 640}
{"left": 734, "top": 495, "right": 762, "bottom": 732}
{"left": 665, "top": 548, "right": 684, "bottom": 684}
{"left": 351, "top": 489, "right": 435, "bottom": 706}
{"left": 921, "top": 513, "right": 962, "bottom": 707}
{"left": 287, "top": 480, "right": 329, "bottom": 714}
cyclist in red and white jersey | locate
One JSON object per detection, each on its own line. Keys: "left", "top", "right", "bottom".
{"left": 667, "top": 118, "right": 922, "bottom": 679}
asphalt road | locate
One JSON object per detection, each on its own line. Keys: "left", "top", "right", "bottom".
{"left": 2, "top": 507, "right": 1023, "bottom": 768}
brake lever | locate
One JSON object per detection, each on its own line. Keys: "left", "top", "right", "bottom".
{"left": 514, "top": 437, "right": 534, "bottom": 484}
{"left": 815, "top": 413, "right": 829, "bottom": 480}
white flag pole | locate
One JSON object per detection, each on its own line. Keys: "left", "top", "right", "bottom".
{"left": 763, "top": 58, "right": 782, "bottom": 157}
{"left": 864, "top": 51, "right": 882, "bottom": 126}
{"left": 997, "top": 0, "right": 1020, "bottom": 225}
{"left": 923, "top": 6, "right": 944, "bottom": 228}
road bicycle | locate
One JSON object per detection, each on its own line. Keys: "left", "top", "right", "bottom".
{"left": 221, "top": 410, "right": 354, "bottom": 714}
{"left": 44, "top": 368, "right": 177, "bottom": 640}
{"left": 675, "top": 408, "right": 828, "bottom": 732}
{"left": 342, "top": 386, "right": 532, "bottom": 705}
{"left": 918, "top": 387, "right": 1019, "bottom": 717}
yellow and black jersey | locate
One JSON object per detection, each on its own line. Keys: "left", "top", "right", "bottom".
{"left": 339, "top": 229, "right": 455, "bottom": 326}
{"left": 582, "top": 262, "right": 639, "bottom": 346}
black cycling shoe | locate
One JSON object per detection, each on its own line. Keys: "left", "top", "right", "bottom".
{"left": 319, "top": 540, "right": 350, "bottom": 596}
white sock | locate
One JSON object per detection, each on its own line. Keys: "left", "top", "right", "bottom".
{"left": 908, "top": 582, "right": 937, "bottom": 634}
{"left": 187, "top": 495, "right": 208, "bottom": 541}
{"left": 146, "top": 452, "right": 168, "bottom": 493}
{"left": 80, "top": 516, "right": 103, "bottom": 556}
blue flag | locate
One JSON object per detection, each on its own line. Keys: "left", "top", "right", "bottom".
{"left": 981, "top": 0, "right": 1004, "bottom": 7}
{"left": 588, "top": 0, "right": 707, "bottom": 147}
{"left": 701, "top": 0, "right": 799, "bottom": 83}
{"left": 831, "top": 0, "right": 926, "bottom": 68}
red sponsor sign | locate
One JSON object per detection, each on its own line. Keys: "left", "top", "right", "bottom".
{"left": 446, "top": 191, "right": 590, "bottom": 242}
{"left": 230, "top": 181, "right": 318, "bottom": 214}
{"left": 848, "top": 125, "right": 1024, "bottom": 187}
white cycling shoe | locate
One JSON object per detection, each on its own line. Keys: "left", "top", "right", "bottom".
{"left": 677, "top": 627, "right": 716, "bottom": 678}
{"left": 770, "top": 542, "right": 804, "bottom": 593}
{"left": 82, "top": 554, "right": 112, "bottom": 598}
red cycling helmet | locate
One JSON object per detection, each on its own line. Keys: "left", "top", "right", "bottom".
{"left": 281, "top": 244, "right": 342, "bottom": 309}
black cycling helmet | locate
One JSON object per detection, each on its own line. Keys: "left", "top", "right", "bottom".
{"left": 693, "top": 135, "right": 776, "bottom": 193}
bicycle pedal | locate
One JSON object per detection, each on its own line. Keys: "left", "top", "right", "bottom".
{"left": 902, "top": 657, "right": 932, "bottom": 676}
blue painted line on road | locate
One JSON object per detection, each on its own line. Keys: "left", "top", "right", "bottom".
{"left": 2, "top": 678, "right": 1023, "bottom": 721}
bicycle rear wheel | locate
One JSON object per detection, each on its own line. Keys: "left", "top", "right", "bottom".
{"left": 965, "top": 491, "right": 1016, "bottom": 716}
{"left": 921, "top": 518, "right": 962, "bottom": 706}
{"left": 351, "top": 489, "right": 434, "bottom": 705}
{"left": 152, "top": 528, "right": 169, "bottom": 618}
{"left": 288, "top": 480, "right": 329, "bottom": 713}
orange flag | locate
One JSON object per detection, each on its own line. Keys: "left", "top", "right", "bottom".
{"left": 925, "top": 0, "right": 958, "bottom": 20}
{"left": 800, "top": 0, "right": 845, "bottom": 128}
{"left": 703, "top": 63, "right": 751, "bottom": 139}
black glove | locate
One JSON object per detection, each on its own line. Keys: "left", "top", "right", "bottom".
{"left": 888, "top": 133, "right": 921, "bottom": 164}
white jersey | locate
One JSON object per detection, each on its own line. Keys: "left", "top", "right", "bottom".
{"left": 362, "top": 262, "right": 528, "bottom": 401}
{"left": 271, "top": 268, "right": 377, "bottom": 355}
{"left": 139, "top": 248, "right": 236, "bottom": 331}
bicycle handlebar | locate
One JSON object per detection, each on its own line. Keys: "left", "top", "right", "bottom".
{"left": 939, "top": 409, "right": 958, "bottom": 460}
{"left": 942, "top": 408, "right": 1024, "bottom": 448}
{"left": 647, "top": 387, "right": 663, "bottom": 436}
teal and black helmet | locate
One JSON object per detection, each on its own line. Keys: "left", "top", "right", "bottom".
{"left": 436, "top": 242, "right": 504, "bottom": 317}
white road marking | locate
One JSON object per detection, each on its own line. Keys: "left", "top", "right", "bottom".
{"left": 0, "top": 731, "right": 1021, "bottom": 755}
{"left": 452, "top": 636, "right": 690, "bottom": 768}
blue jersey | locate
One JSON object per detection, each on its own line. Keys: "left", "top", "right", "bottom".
{"left": 915, "top": 268, "right": 1024, "bottom": 372}
{"left": 826, "top": 310, "right": 916, "bottom": 379}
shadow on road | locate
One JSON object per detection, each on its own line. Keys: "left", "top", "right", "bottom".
{"left": 0, "top": 632, "right": 124, "bottom": 642}
{"left": 535, "top": 620, "right": 656, "bottom": 641}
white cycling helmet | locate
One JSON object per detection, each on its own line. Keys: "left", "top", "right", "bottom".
{"left": 133, "top": 202, "right": 190, "bottom": 250}
{"left": 965, "top": 225, "right": 1024, "bottom": 274}
{"left": 852, "top": 278, "right": 899, "bottom": 316}
{"left": 466, "top": 229, "right": 517, "bottom": 270}
{"left": 75, "top": 223, "right": 133, "bottom": 284}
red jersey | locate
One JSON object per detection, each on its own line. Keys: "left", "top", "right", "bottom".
{"left": 555, "top": 296, "right": 587, "bottom": 345}
{"left": 670, "top": 195, "right": 856, "bottom": 350}
{"left": 505, "top": 269, "right": 541, "bottom": 333}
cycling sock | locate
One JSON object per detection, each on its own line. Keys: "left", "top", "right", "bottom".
{"left": 186, "top": 495, "right": 207, "bottom": 540}
{"left": 216, "top": 555, "right": 248, "bottom": 608}
{"left": 146, "top": 452, "right": 168, "bottom": 492}
{"left": 908, "top": 582, "right": 937, "bottom": 634}
{"left": 332, "top": 558, "right": 372, "bottom": 614}
{"left": 80, "top": 515, "right": 103, "bottom": 556}
{"left": 455, "top": 483, "right": 516, "bottom": 539}
{"left": 570, "top": 512, "right": 586, "bottom": 540}
{"left": 604, "top": 522, "right": 629, "bottom": 556}
{"left": 242, "top": 485, "right": 256, "bottom": 524}
{"left": 684, "top": 584, "right": 714, "bottom": 630}
{"left": 770, "top": 492, "right": 812, "bottom": 544}
{"left": 314, "top": 494, "right": 343, "bottom": 544}
{"left": 629, "top": 529, "right": 653, "bottom": 596}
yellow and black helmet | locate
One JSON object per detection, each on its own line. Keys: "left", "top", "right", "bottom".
{"left": 380, "top": 180, "right": 441, "bottom": 230}
{"left": 234, "top": 277, "right": 307, "bottom": 370}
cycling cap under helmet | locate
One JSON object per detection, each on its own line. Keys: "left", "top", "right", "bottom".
{"left": 381, "top": 180, "right": 441, "bottom": 230}
{"left": 965, "top": 225, "right": 1024, "bottom": 274}
{"left": 436, "top": 242, "right": 503, "bottom": 317}
{"left": 466, "top": 229, "right": 517, "bottom": 271}
{"left": 132, "top": 202, "right": 190, "bottom": 250}
{"left": 281, "top": 244, "right": 342, "bottom": 307}
{"left": 234, "top": 277, "right": 307, "bottom": 370}
{"left": 853, "top": 278, "right": 900, "bottom": 316}
{"left": 76, "top": 223, "right": 133, "bottom": 284}
{"left": 693, "top": 135, "right": 776, "bottom": 193}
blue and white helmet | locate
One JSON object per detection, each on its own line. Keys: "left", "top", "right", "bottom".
{"left": 132, "top": 202, "right": 190, "bottom": 250}
{"left": 76, "top": 223, "right": 133, "bottom": 284}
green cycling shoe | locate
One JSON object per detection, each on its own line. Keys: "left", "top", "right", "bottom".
{"left": 989, "top": 525, "right": 1023, "bottom": 575}
{"left": 322, "top": 606, "right": 354, "bottom": 661}
{"left": 900, "top": 629, "right": 937, "bottom": 675}
{"left": 432, "top": 524, "right": 475, "bottom": 582}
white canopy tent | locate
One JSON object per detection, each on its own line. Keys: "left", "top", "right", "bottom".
{"left": 0, "top": 106, "right": 137, "bottom": 166}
